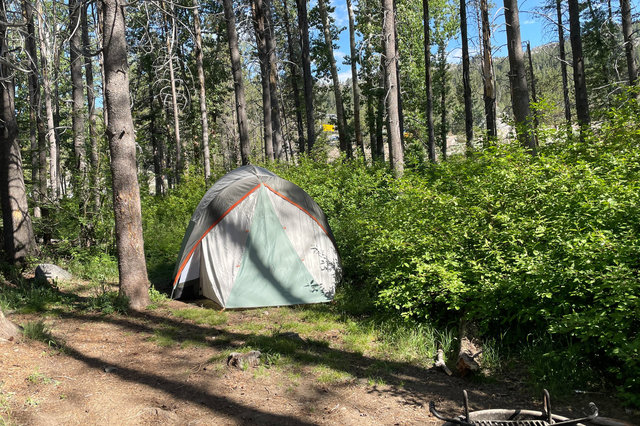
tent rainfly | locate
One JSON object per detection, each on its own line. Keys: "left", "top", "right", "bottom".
{"left": 171, "top": 165, "right": 341, "bottom": 308}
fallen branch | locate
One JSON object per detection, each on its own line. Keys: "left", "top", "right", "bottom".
{"left": 435, "top": 348, "right": 453, "bottom": 376}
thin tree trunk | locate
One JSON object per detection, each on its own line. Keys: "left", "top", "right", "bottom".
{"left": 96, "top": 0, "right": 108, "bottom": 128}
{"left": 0, "top": 0, "right": 36, "bottom": 261}
{"left": 568, "top": 0, "right": 591, "bottom": 127}
{"left": 392, "top": 0, "right": 404, "bottom": 150}
{"left": 162, "top": 2, "right": 183, "bottom": 180}
{"left": 82, "top": 2, "right": 100, "bottom": 215}
{"left": 296, "top": 0, "right": 315, "bottom": 152}
{"left": 252, "top": 0, "right": 274, "bottom": 161}
{"left": 36, "top": 0, "right": 59, "bottom": 201}
{"left": 102, "top": 0, "right": 150, "bottom": 310}
{"left": 318, "top": 0, "right": 350, "bottom": 157}
{"left": 264, "top": 0, "right": 284, "bottom": 160}
{"left": 423, "top": 0, "right": 436, "bottom": 162}
{"left": 22, "top": 0, "right": 46, "bottom": 218}
{"left": 375, "top": 56, "right": 385, "bottom": 161}
{"left": 281, "top": 0, "right": 305, "bottom": 154}
{"left": 70, "top": 0, "right": 87, "bottom": 202}
{"left": 556, "top": 0, "right": 572, "bottom": 123}
{"left": 620, "top": 0, "right": 638, "bottom": 85}
{"left": 460, "top": 0, "right": 473, "bottom": 152}
{"left": 223, "top": 0, "right": 250, "bottom": 165}
{"left": 503, "top": 0, "right": 535, "bottom": 151}
{"left": 382, "top": 0, "right": 403, "bottom": 177}
{"left": 192, "top": 1, "right": 211, "bottom": 181}
{"left": 438, "top": 42, "right": 447, "bottom": 160}
{"left": 480, "top": 0, "right": 497, "bottom": 141}
{"left": 346, "top": 0, "right": 363, "bottom": 157}
{"left": 526, "top": 41, "right": 539, "bottom": 141}
{"left": 150, "top": 86, "right": 166, "bottom": 195}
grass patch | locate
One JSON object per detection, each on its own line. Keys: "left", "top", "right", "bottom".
{"left": 149, "top": 325, "right": 180, "bottom": 347}
{"left": 147, "top": 287, "right": 169, "bottom": 310}
{"left": 313, "top": 365, "right": 352, "bottom": 384}
{"left": 26, "top": 370, "right": 58, "bottom": 386}
{"left": 171, "top": 308, "right": 227, "bottom": 327}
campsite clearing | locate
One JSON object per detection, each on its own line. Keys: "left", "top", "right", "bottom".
{"left": 0, "top": 284, "right": 634, "bottom": 425}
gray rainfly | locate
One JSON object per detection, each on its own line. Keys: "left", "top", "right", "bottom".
{"left": 171, "top": 166, "right": 341, "bottom": 308}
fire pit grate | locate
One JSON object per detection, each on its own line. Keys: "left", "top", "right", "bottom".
{"left": 429, "top": 389, "right": 599, "bottom": 426}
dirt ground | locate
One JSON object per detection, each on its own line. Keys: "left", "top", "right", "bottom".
{"left": 0, "top": 295, "right": 636, "bottom": 425}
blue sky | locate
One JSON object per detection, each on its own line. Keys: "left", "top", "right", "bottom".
{"left": 328, "top": 0, "right": 640, "bottom": 80}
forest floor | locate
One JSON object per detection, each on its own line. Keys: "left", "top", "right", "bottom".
{"left": 0, "top": 279, "right": 635, "bottom": 425}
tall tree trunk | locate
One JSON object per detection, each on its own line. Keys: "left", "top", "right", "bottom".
{"left": 36, "top": 0, "right": 59, "bottom": 201}
{"left": 264, "top": 0, "right": 285, "bottom": 160}
{"left": 296, "top": 0, "right": 315, "bottom": 152}
{"left": 620, "top": 0, "right": 638, "bottom": 86}
{"left": 0, "top": 0, "right": 36, "bottom": 261}
{"left": 96, "top": 0, "right": 108, "bottom": 128}
{"left": 318, "top": 0, "right": 350, "bottom": 157}
{"left": 556, "top": 0, "right": 572, "bottom": 123}
{"left": 346, "top": 0, "right": 363, "bottom": 157}
{"left": 438, "top": 42, "right": 447, "bottom": 160}
{"left": 102, "top": 0, "right": 150, "bottom": 310}
{"left": 460, "top": 0, "right": 473, "bottom": 152}
{"left": 82, "top": 2, "right": 100, "bottom": 216}
{"left": 392, "top": 0, "right": 404, "bottom": 150}
{"left": 382, "top": 0, "right": 403, "bottom": 177}
{"left": 192, "top": 1, "right": 211, "bottom": 181}
{"left": 526, "top": 41, "right": 539, "bottom": 140}
{"left": 70, "top": 0, "right": 87, "bottom": 201}
{"left": 568, "top": 0, "right": 591, "bottom": 127}
{"left": 252, "top": 0, "right": 274, "bottom": 161}
{"left": 480, "top": 0, "right": 497, "bottom": 141}
{"left": 375, "top": 56, "right": 385, "bottom": 161}
{"left": 162, "top": 2, "right": 183, "bottom": 180}
{"left": 22, "top": 0, "right": 46, "bottom": 218}
{"left": 150, "top": 86, "right": 166, "bottom": 196}
{"left": 503, "top": 0, "right": 535, "bottom": 151}
{"left": 423, "top": 0, "right": 436, "bottom": 162}
{"left": 281, "top": 0, "right": 305, "bottom": 154}
{"left": 223, "top": 0, "right": 250, "bottom": 165}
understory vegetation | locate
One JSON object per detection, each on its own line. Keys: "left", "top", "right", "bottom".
{"left": 3, "top": 98, "right": 639, "bottom": 407}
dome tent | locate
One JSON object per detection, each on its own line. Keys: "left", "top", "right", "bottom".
{"left": 171, "top": 165, "right": 341, "bottom": 308}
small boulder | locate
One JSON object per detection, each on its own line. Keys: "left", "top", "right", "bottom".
{"left": 35, "top": 264, "right": 72, "bottom": 283}
{"left": 227, "top": 351, "right": 261, "bottom": 369}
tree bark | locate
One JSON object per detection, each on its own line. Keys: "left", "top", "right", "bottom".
{"left": 460, "top": 0, "right": 473, "bottom": 152}
{"left": 22, "top": 0, "right": 46, "bottom": 218}
{"left": 192, "top": 1, "right": 211, "bottom": 181}
{"left": 526, "top": 41, "right": 539, "bottom": 139}
{"left": 318, "top": 0, "right": 350, "bottom": 157}
{"left": 252, "top": 0, "right": 274, "bottom": 161}
{"left": 0, "top": 0, "right": 36, "bottom": 261}
{"left": 556, "top": 0, "right": 572, "bottom": 124}
{"left": 281, "top": 0, "right": 305, "bottom": 154}
{"left": 223, "top": 0, "right": 251, "bottom": 165}
{"left": 375, "top": 56, "right": 385, "bottom": 161}
{"left": 620, "top": 0, "right": 638, "bottom": 86}
{"left": 382, "top": 0, "right": 403, "bottom": 177}
{"left": 346, "top": 0, "right": 364, "bottom": 157}
{"left": 480, "top": 0, "right": 497, "bottom": 141}
{"left": 503, "top": 0, "right": 535, "bottom": 151}
{"left": 568, "top": 0, "right": 590, "bottom": 127}
{"left": 82, "top": 2, "right": 100, "bottom": 216}
{"left": 264, "top": 0, "right": 285, "bottom": 160}
{"left": 438, "top": 42, "right": 448, "bottom": 160}
{"left": 150, "top": 86, "right": 166, "bottom": 196}
{"left": 102, "top": 0, "right": 150, "bottom": 310}
{"left": 0, "top": 309, "right": 21, "bottom": 341}
{"left": 36, "top": 0, "right": 59, "bottom": 201}
{"left": 70, "top": 0, "right": 87, "bottom": 201}
{"left": 162, "top": 2, "right": 183, "bottom": 180}
{"left": 296, "top": 0, "right": 316, "bottom": 153}
{"left": 423, "top": 0, "right": 436, "bottom": 162}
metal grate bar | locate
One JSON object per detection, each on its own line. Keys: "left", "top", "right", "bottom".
{"left": 474, "top": 422, "right": 549, "bottom": 426}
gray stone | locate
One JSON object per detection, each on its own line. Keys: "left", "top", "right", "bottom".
{"left": 35, "top": 264, "right": 73, "bottom": 283}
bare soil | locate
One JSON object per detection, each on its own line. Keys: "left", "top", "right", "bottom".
{"left": 0, "top": 291, "right": 635, "bottom": 425}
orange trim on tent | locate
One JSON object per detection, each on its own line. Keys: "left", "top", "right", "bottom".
{"left": 263, "top": 184, "right": 330, "bottom": 237}
{"left": 172, "top": 183, "right": 262, "bottom": 288}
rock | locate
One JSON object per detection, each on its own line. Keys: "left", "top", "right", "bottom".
{"left": 35, "top": 264, "right": 72, "bottom": 283}
{"left": 457, "top": 336, "right": 482, "bottom": 376}
{"left": 227, "top": 351, "right": 261, "bottom": 369}
{"left": 0, "top": 309, "right": 22, "bottom": 341}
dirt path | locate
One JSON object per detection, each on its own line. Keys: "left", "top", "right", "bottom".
{"left": 0, "top": 298, "right": 633, "bottom": 425}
